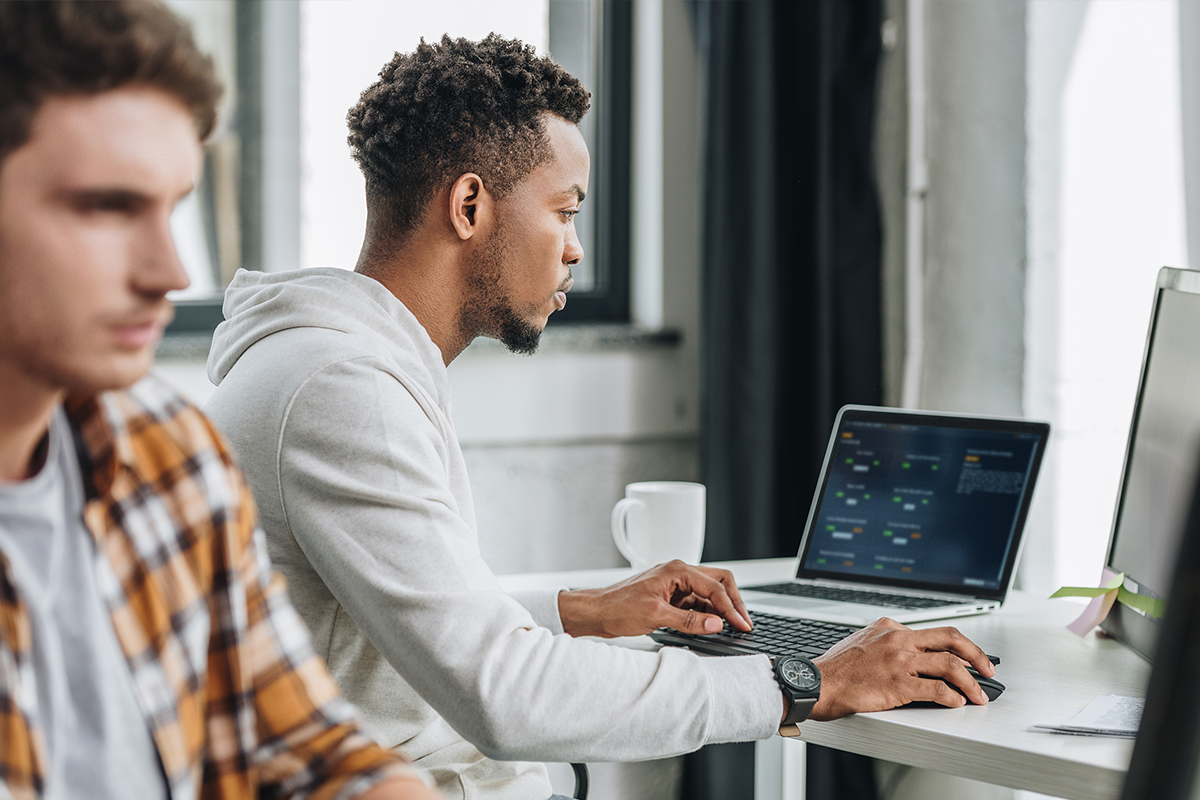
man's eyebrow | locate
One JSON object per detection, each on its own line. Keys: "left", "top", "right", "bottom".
{"left": 59, "top": 187, "right": 150, "bottom": 206}
{"left": 58, "top": 183, "right": 196, "bottom": 205}
{"left": 565, "top": 185, "right": 586, "bottom": 203}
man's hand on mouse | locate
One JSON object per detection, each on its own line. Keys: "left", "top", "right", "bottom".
{"left": 807, "top": 617, "right": 997, "bottom": 721}
{"left": 557, "top": 560, "right": 753, "bottom": 639}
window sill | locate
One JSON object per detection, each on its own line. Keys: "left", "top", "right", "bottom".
{"left": 458, "top": 323, "right": 681, "bottom": 357}
{"left": 159, "top": 323, "right": 682, "bottom": 363}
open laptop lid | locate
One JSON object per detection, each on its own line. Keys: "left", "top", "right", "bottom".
{"left": 791, "top": 405, "right": 1050, "bottom": 603}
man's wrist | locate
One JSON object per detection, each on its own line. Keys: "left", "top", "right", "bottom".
{"left": 557, "top": 588, "right": 604, "bottom": 637}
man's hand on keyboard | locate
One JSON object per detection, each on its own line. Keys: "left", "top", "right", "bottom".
{"left": 557, "top": 560, "right": 753, "bottom": 638}
{"left": 809, "top": 617, "right": 997, "bottom": 720}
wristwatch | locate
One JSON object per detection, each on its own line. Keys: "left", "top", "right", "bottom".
{"left": 773, "top": 655, "right": 821, "bottom": 737}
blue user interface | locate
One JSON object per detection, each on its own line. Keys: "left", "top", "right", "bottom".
{"left": 800, "top": 421, "right": 1041, "bottom": 589}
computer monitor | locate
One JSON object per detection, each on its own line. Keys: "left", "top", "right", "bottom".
{"left": 1118, "top": 444, "right": 1200, "bottom": 800}
{"left": 1100, "top": 267, "right": 1200, "bottom": 661}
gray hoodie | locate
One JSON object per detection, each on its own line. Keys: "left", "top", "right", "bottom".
{"left": 205, "top": 268, "right": 779, "bottom": 800}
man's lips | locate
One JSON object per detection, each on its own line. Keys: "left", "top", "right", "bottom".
{"left": 111, "top": 306, "right": 173, "bottom": 348}
{"left": 553, "top": 276, "right": 575, "bottom": 312}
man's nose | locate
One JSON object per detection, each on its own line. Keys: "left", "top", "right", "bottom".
{"left": 134, "top": 210, "right": 191, "bottom": 296}
{"left": 564, "top": 219, "right": 584, "bottom": 266}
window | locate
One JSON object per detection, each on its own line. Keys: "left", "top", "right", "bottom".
{"left": 166, "top": 0, "right": 631, "bottom": 335}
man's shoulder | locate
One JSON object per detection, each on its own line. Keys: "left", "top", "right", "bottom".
{"left": 69, "top": 375, "right": 240, "bottom": 491}
{"left": 111, "top": 374, "right": 227, "bottom": 453}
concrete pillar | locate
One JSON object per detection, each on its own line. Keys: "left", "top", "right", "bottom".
{"left": 918, "top": 0, "right": 1028, "bottom": 415}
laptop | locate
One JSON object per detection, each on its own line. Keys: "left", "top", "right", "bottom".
{"left": 735, "top": 405, "right": 1050, "bottom": 627}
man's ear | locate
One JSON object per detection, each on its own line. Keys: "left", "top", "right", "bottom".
{"left": 448, "top": 172, "right": 492, "bottom": 241}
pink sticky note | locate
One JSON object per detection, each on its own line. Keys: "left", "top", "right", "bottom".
{"left": 1065, "top": 567, "right": 1123, "bottom": 637}
{"left": 1066, "top": 589, "right": 1118, "bottom": 636}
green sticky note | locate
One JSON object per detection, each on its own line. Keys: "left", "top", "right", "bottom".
{"left": 875, "top": 564, "right": 884, "bottom": 569}
{"left": 893, "top": 496, "right": 901, "bottom": 502}
{"left": 883, "top": 530, "right": 893, "bottom": 537}
{"left": 836, "top": 491, "right": 844, "bottom": 498}
{"left": 817, "top": 558, "right": 827, "bottom": 564}
{"left": 826, "top": 524, "right": 835, "bottom": 531}
{"left": 931, "top": 464, "right": 939, "bottom": 471}
{"left": 1051, "top": 572, "right": 1125, "bottom": 599}
{"left": 845, "top": 458, "right": 853, "bottom": 464}
{"left": 1117, "top": 586, "right": 1167, "bottom": 619}
{"left": 902, "top": 462, "right": 911, "bottom": 469}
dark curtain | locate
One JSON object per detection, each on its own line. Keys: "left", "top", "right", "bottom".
{"left": 684, "top": 1, "right": 884, "bottom": 798}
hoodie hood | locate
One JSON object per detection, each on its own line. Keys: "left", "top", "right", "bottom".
{"left": 206, "top": 268, "right": 450, "bottom": 407}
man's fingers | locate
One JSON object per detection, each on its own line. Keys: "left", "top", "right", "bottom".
{"left": 907, "top": 675, "right": 970, "bottom": 708}
{"left": 663, "top": 562, "right": 751, "bottom": 631}
{"left": 907, "top": 626, "right": 996, "bottom": 677}
{"left": 664, "top": 604, "right": 725, "bottom": 634}
{"left": 696, "top": 566, "right": 753, "bottom": 630}
{"left": 911, "top": 651, "right": 989, "bottom": 705}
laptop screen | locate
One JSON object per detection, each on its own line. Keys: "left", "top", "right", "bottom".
{"left": 795, "top": 407, "right": 1050, "bottom": 600}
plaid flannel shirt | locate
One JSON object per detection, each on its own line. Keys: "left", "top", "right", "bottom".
{"left": 0, "top": 377, "right": 422, "bottom": 800}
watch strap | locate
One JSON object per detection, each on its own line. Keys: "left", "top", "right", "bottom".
{"left": 782, "top": 694, "right": 817, "bottom": 727}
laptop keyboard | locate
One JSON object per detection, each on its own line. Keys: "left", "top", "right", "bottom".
{"left": 746, "top": 582, "right": 953, "bottom": 610}
{"left": 651, "top": 612, "right": 858, "bottom": 660}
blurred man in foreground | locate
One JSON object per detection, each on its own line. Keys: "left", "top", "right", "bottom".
{"left": 0, "top": 2, "right": 440, "bottom": 797}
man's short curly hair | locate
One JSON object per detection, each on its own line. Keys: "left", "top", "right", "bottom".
{"left": 347, "top": 34, "right": 591, "bottom": 243}
{"left": 0, "top": 0, "right": 222, "bottom": 166}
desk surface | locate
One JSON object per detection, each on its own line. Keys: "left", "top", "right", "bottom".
{"left": 497, "top": 558, "right": 1147, "bottom": 800}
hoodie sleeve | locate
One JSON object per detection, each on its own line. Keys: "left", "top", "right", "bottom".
{"left": 274, "top": 356, "right": 782, "bottom": 763}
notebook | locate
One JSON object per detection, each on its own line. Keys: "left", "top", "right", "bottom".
{"left": 736, "top": 405, "right": 1050, "bottom": 626}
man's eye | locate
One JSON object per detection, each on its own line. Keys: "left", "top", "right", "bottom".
{"left": 76, "top": 195, "right": 137, "bottom": 214}
{"left": 562, "top": 209, "right": 579, "bottom": 221}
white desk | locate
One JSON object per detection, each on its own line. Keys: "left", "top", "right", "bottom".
{"left": 497, "top": 558, "right": 1149, "bottom": 800}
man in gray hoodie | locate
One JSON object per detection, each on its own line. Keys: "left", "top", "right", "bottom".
{"left": 205, "top": 34, "right": 996, "bottom": 800}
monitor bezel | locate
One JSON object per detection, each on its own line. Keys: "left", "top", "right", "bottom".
{"left": 793, "top": 404, "right": 1051, "bottom": 602}
{"left": 1100, "top": 266, "right": 1200, "bottom": 662}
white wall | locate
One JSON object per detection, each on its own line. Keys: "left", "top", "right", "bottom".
{"left": 1038, "top": 0, "right": 1188, "bottom": 592}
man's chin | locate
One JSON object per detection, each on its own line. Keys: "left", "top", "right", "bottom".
{"left": 73, "top": 348, "right": 157, "bottom": 394}
{"left": 498, "top": 318, "right": 544, "bottom": 356}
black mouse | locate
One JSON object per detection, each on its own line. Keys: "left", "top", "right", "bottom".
{"left": 912, "top": 666, "right": 1005, "bottom": 705}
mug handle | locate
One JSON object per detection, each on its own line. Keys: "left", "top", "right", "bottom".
{"left": 611, "top": 497, "right": 648, "bottom": 569}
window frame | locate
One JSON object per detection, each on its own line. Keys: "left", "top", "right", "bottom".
{"left": 166, "top": 0, "right": 632, "bottom": 336}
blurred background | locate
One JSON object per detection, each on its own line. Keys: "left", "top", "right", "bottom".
{"left": 152, "top": 1, "right": 1200, "bottom": 798}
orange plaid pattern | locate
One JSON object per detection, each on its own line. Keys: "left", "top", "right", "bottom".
{"left": 0, "top": 377, "right": 419, "bottom": 800}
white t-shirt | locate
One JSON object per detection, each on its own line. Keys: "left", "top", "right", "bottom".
{"left": 0, "top": 408, "right": 167, "bottom": 799}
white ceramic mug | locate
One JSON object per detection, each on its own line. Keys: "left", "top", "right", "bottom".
{"left": 610, "top": 482, "right": 706, "bottom": 573}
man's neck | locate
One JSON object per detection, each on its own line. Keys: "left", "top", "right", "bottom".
{"left": 0, "top": 367, "right": 63, "bottom": 482}
{"left": 355, "top": 235, "right": 473, "bottom": 367}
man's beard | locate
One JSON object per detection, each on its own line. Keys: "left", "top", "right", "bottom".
{"left": 461, "top": 223, "right": 544, "bottom": 355}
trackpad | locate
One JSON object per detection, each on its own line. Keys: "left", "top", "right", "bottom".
{"left": 742, "top": 593, "right": 846, "bottom": 617}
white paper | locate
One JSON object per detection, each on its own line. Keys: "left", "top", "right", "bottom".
{"left": 1030, "top": 695, "right": 1143, "bottom": 737}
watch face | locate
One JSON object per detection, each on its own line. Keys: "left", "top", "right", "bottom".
{"left": 780, "top": 657, "right": 820, "bottom": 691}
